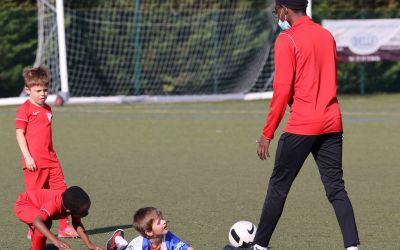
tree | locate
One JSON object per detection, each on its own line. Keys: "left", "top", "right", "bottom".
{"left": 0, "top": 0, "right": 37, "bottom": 97}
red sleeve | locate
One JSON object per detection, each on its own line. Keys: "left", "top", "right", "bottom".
{"left": 39, "top": 199, "right": 60, "bottom": 221}
{"left": 39, "top": 209, "right": 51, "bottom": 221}
{"left": 16, "top": 104, "right": 28, "bottom": 130}
{"left": 262, "top": 33, "right": 296, "bottom": 140}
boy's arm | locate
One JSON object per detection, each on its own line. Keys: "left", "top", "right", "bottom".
{"left": 32, "top": 216, "right": 72, "bottom": 250}
{"left": 16, "top": 129, "right": 37, "bottom": 171}
{"left": 71, "top": 217, "right": 103, "bottom": 250}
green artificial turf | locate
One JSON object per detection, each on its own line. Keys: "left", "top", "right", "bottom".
{"left": 1, "top": 94, "right": 399, "bottom": 249}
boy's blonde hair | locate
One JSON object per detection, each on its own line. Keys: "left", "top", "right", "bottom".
{"left": 133, "top": 207, "right": 163, "bottom": 237}
{"left": 23, "top": 66, "right": 50, "bottom": 89}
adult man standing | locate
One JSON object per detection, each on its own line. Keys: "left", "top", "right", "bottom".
{"left": 224, "top": 0, "right": 360, "bottom": 249}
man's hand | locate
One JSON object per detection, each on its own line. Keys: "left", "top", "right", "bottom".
{"left": 257, "top": 135, "right": 271, "bottom": 160}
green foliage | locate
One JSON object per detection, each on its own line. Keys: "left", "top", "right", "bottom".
{"left": 0, "top": 0, "right": 37, "bottom": 97}
{"left": 312, "top": 0, "right": 399, "bottom": 22}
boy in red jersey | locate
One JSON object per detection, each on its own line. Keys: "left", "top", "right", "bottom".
{"left": 15, "top": 66, "right": 78, "bottom": 238}
{"left": 14, "top": 186, "right": 103, "bottom": 250}
{"left": 224, "top": 0, "right": 359, "bottom": 249}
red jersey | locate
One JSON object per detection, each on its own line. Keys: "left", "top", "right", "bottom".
{"left": 263, "top": 16, "right": 342, "bottom": 140}
{"left": 16, "top": 100, "right": 59, "bottom": 166}
{"left": 14, "top": 189, "right": 72, "bottom": 224}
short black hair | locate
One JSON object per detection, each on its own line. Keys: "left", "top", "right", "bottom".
{"left": 62, "top": 186, "right": 90, "bottom": 213}
{"left": 293, "top": 8, "right": 307, "bottom": 14}
{"left": 276, "top": 0, "right": 308, "bottom": 11}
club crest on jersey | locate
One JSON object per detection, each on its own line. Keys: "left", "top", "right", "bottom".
{"left": 47, "top": 112, "right": 53, "bottom": 123}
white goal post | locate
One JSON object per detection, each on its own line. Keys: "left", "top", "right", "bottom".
{"left": 56, "top": 0, "right": 69, "bottom": 102}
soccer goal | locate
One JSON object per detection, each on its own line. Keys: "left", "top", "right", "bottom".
{"left": 1, "top": 0, "right": 280, "bottom": 105}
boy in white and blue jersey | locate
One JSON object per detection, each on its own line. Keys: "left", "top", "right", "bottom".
{"left": 106, "top": 207, "right": 194, "bottom": 250}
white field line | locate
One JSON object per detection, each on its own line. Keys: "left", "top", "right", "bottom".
{"left": 55, "top": 108, "right": 400, "bottom": 116}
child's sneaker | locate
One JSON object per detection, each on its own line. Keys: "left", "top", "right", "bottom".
{"left": 57, "top": 225, "right": 79, "bottom": 238}
{"left": 106, "top": 229, "right": 125, "bottom": 250}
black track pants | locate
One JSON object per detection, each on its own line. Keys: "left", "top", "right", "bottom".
{"left": 253, "top": 132, "right": 360, "bottom": 248}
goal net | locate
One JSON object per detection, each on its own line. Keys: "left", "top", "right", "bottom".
{"left": 3, "top": 0, "right": 278, "bottom": 105}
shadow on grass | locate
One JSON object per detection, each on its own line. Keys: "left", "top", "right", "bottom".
{"left": 86, "top": 224, "right": 133, "bottom": 235}
{"left": 46, "top": 244, "right": 59, "bottom": 250}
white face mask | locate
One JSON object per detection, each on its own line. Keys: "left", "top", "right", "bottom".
{"left": 278, "top": 8, "right": 291, "bottom": 30}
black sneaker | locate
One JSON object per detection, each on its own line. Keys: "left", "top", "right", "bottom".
{"left": 106, "top": 229, "right": 124, "bottom": 250}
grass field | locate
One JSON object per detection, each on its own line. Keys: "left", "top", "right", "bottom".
{"left": 1, "top": 94, "right": 399, "bottom": 250}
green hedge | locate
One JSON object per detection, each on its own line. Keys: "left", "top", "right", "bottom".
{"left": 0, "top": 0, "right": 37, "bottom": 97}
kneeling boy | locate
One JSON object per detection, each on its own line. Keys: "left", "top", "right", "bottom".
{"left": 14, "top": 186, "right": 103, "bottom": 250}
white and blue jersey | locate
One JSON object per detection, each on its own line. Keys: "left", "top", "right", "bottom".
{"left": 126, "top": 231, "right": 191, "bottom": 250}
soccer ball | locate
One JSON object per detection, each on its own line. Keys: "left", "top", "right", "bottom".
{"left": 228, "top": 221, "right": 257, "bottom": 248}
{"left": 54, "top": 95, "right": 64, "bottom": 106}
